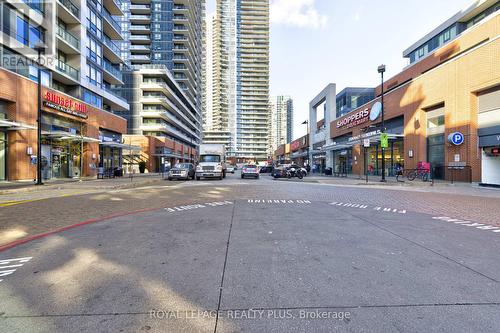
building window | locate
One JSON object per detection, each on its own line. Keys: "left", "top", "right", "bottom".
{"left": 427, "top": 115, "right": 444, "bottom": 128}
{"left": 86, "top": 36, "right": 102, "bottom": 65}
{"left": 86, "top": 63, "right": 102, "bottom": 88}
{"left": 443, "top": 29, "right": 451, "bottom": 42}
{"left": 87, "top": 7, "right": 102, "bottom": 38}
{"left": 28, "top": 65, "right": 50, "bottom": 86}
{"left": 16, "top": 16, "right": 29, "bottom": 45}
{"left": 83, "top": 89, "right": 103, "bottom": 108}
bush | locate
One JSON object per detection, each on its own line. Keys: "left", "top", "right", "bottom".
{"left": 138, "top": 161, "right": 146, "bottom": 173}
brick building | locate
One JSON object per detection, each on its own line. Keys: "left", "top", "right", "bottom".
{"left": 0, "top": 68, "right": 127, "bottom": 181}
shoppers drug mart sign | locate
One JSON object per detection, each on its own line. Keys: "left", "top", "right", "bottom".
{"left": 43, "top": 91, "right": 88, "bottom": 119}
{"left": 336, "top": 108, "right": 370, "bottom": 129}
{"left": 336, "top": 102, "right": 382, "bottom": 129}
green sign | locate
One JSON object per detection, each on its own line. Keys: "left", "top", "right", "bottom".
{"left": 380, "top": 133, "right": 389, "bottom": 148}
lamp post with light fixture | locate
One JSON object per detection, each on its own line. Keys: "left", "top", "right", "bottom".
{"left": 378, "top": 64, "right": 386, "bottom": 182}
{"left": 34, "top": 42, "right": 46, "bottom": 185}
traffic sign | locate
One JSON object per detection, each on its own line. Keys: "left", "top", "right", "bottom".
{"left": 363, "top": 139, "right": 370, "bottom": 147}
{"left": 380, "top": 133, "right": 389, "bottom": 148}
{"left": 448, "top": 132, "right": 464, "bottom": 145}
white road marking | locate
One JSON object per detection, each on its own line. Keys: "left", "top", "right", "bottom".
{"left": 432, "top": 216, "right": 499, "bottom": 235}
{"left": 165, "top": 201, "right": 233, "bottom": 213}
{"left": 0, "top": 257, "right": 32, "bottom": 282}
{"left": 329, "top": 202, "right": 368, "bottom": 209}
{"left": 247, "top": 199, "right": 311, "bottom": 204}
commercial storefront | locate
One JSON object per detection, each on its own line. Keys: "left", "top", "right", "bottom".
{"left": 123, "top": 135, "right": 197, "bottom": 173}
{"left": 290, "top": 134, "right": 309, "bottom": 166}
{"left": 478, "top": 87, "right": 500, "bottom": 186}
{"left": 327, "top": 14, "right": 500, "bottom": 183}
{"left": 0, "top": 68, "right": 127, "bottom": 181}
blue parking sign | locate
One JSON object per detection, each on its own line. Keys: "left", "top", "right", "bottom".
{"left": 448, "top": 132, "right": 464, "bottom": 145}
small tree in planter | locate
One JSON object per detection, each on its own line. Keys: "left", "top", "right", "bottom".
{"left": 138, "top": 161, "right": 146, "bottom": 174}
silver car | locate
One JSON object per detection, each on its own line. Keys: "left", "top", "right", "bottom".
{"left": 241, "top": 164, "right": 260, "bottom": 179}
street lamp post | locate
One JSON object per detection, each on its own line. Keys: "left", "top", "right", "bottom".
{"left": 302, "top": 120, "right": 309, "bottom": 166}
{"left": 34, "top": 42, "right": 46, "bottom": 185}
{"left": 378, "top": 64, "right": 386, "bottom": 182}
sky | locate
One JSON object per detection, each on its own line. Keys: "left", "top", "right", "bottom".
{"left": 206, "top": 0, "right": 475, "bottom": 139}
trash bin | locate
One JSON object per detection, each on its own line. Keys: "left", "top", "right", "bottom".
{"left": 325, "top": 167, "right": 333, "bottom": 175}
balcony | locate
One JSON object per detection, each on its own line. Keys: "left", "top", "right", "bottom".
{"left": 130, "top": 45, "right": 150, "bottom": 53}
{"left": 57, "top": 0, "right": 80, "bottom": 24}
{"left": 130, "top": 15, "right": 151, "bottom": 24}
{"left": 103, "top": 0, "right": 123, "bottom": 16}
{"left": 129, "top": 54, "right": 151, "bottom": 63}
{"left": 103, "top": 59, "right": 123, "bottom": 84}
{"left": 130, "top": 4, "right": 151, "bottom": 14}
{"left": 101, "top": 7, "right": 122, "bottom": 40}
{"left": 129, "top": 35, "right": 151, "bottom": 44}
{"left": 130, "top": 25, "right": 151, "bottom": 34}
{"left": 173, "top": 15, "right": 188, "bottom": 22}
{"left": 56, "top": 26, "right": 80, "bottom": 54}
{"left": 55, "top": 60, "right": 79, "bottom": 83}
{"left": 102, "top": 35, "right": 122, "bottom": 63}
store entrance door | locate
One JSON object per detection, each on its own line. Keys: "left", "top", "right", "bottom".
{"left": 52, "top": 151, "right": 69, "bottom": 178}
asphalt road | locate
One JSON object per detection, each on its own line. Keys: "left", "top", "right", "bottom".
{"left": 0, "top": 172, "right": 499, "bottom": 332}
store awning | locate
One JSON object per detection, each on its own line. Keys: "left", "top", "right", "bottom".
{"left": 291, "top": 151, "right": 309, "bottom": 158}
{"left": 0, "top": 119, "right": 36, "bottom": 130}
{"left": 151, "top": 153, "right": 183, "bottom": 158}
{"left": 42, "top": 130, "right": 100, "bottom": 142}
{"left": 100, "top": 142, "right": 142, "bottom": 151}
{"left": 323, "top": 143, "right": 353, "bottom": 151}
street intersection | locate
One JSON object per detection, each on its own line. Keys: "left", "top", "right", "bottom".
{"left": 0, "top": 173, "right": 499, "bottom": 332}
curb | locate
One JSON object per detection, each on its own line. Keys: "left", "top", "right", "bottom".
{"left": 0, "top": 177, "right": 164, "bottom": 195}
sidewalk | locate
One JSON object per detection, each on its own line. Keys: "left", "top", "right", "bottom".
{"left": 0, "top": 173, "right": 165, "bottom": 195}
{"left": 297, "top": 173, "right": 500, "bottom": 198}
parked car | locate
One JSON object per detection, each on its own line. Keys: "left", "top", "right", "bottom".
{"left": 167, "top": 163, "right": 195, "bottom": 181}
{"left": 241, "top": 164, "right": 260, "bottom": 179}
{"left": 227, "top": 165, "right": 235, "bottom": 173}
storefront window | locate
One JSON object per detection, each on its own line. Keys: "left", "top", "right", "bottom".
{"left": 364, "top": 140, "right": 404, "bottom": 177}
{"left": 392, "top": 141, "right": 405, "bottom": 175}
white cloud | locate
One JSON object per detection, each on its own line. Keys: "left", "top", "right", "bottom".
{"left": 354, "top": 12, "right": 360, "bottom": 22}
{"left": 270, "top": 0, "right": 328, "bottom": 29}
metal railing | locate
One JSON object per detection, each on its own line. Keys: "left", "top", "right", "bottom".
{"left": 101, "top": 7, "right": 121, "bottom": 33}
{"left": 56, "top": 26, "right": 79, "bottom": 49}
{"left": 102, "top": 34, "right": 121, "bottom": 55}
{"left": 56, "top": 61, "right": 79, "bottom": 80}
{"left": 58, "top": 0, "right": 79, "bottom": 18}
{"left": 103, "top": 60, "right": 122, "bottom": 81}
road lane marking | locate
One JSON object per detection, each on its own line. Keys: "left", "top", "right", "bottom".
{"left": 432, "top": 216, "right": 499, "bottom": 235}
{"left": 0, "top": 257, "right": 32, "bottom": 282}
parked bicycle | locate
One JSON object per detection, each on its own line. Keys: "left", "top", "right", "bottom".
{"left": 407, "top": 167, "right": 430, "bottom": 182}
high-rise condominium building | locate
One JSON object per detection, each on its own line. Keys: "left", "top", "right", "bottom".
{"left": 0, "top": 0, "right": 130, "bottom": 181}
{"left": 270, "top": 96, "right": 293, "bottom": 154}
{"left": 0, "top": 0, "right": 128, "bottom": 112}
{"left": 204, "top": 0, "right": 270, "bottom": 161}
{"left": 115, "top": 0, "right": 205, "bottom": 160}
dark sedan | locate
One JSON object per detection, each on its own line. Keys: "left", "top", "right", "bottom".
{"left": 167, "top": 163, "right": 195, "bottom": 180}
